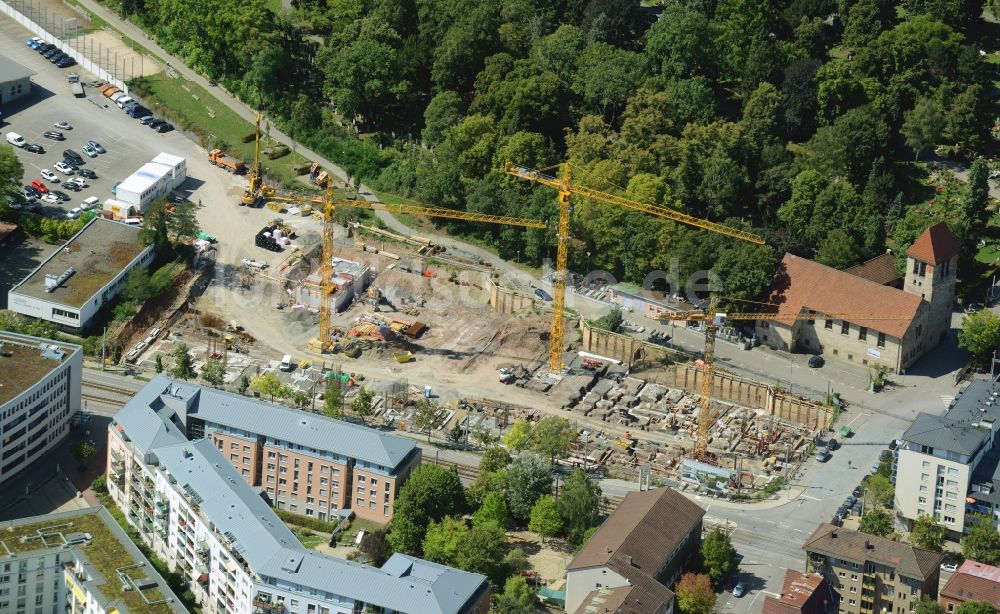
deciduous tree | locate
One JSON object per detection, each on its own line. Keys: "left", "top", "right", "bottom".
{"left": 251, "top": 372, "right": 292, "bottom": 401}
{"left": 351, "top": 386, "right": 374, "bottom": 425}
{"left": 505, "top": 453, "right": 553, "bottom": 523}
{"left": 503, "top": 419, "right": 533, "bottom": 451}
{"left": 959, "top": 310, "right": 1000, "bottom": 368}
{"left": 493, "top": 575, "right": 536, "bottom": 614}
{"left": 859, "top": 509, "right": 893, "bottom": 537}
{"left": 531, "top": 416, "right": 576, "bottom": 462}
{"left": 557, "top": 469, "right": 601, "bottom": 545}
{"left": 473, "top": 491, "right": 509, "bottom": 529}
{"left": 359, "top": 529, "right": 392, "bottom": 566}
{"left": 528, "top": 495, "right": 562, "bottom": 543}
{"left": 323, "top": 380, "right": 342, "bottom": 418}
{"left": 902, "top": 98, "right": 944, "bottom": 160}
{"left": 200, "top": 359, "right": 226, "bottom": 388}
{"left": 675, "top": 573, "right": 716, "bottom": 614}
{"left": 389, "top": 464, "right": 465, "bottom": 556}
{"left": 915, "top": 597, "right": 945, "bottom": 614}
{"left": 963, "top": 513, "right": 1000, "bottom": 564}
{"left": 911, "top": 515, "right": 945, "bottom": 552}
{"left": 957, "top": 601, "right": 998, "bottom": 614}
{"left": 480, "top": 446, "right": 512, "bottom": 473}
{"left": 701, "top": 529, "right": 737, "bottom": 587}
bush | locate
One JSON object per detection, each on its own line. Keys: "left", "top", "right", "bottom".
{"left": 275, "top": 508, "right": 337, "bottom": 533}
{"left": 90, "top": 474, "right": 107, "bottom": 494}
{"left": 267, "top": 145, "right": 290, "bottom": 160}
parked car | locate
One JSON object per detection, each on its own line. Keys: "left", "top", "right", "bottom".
{"left": 826, "top": 438, "right": 839, "bottom": 451}
{"left": 941, "top": 563, "right": 958, "bottom": 573}
{"left": 852, "top": 485, "right": 863, "bottom": 497}
{"left": 42, "top": 48, "right": 60, "bottom": 59}
{"left": 24, "top": 143, "right": 44, "bottom": 154}
{"left": 808, "top": 355, "right": 825, "bottom": 368}
{"left": 67, "top": 177, "right": 88, "bottom": 188}
{"left": 54, "top": 161, "right": 75, "bottom": 175}
{"left": 81, "top": 144, "right": 98, "bottom": 158}
{"left": 732, "top": 583, "right": 746, "bottom": 598}
{"left": 30, "top": 179, "right": 48, "bottom": 193}
{"left": 65, "top": 208, "right": 82, "bottom": 219}
{"left": 154, "top": 122, "right": 174, "bottom": 133}
{"left": 870, "top": 463, "right": 880, "bottom": 474}
{"left": 77, "top": 168, "right": 97, "bottom": 179}
{"left": 844, "top": 496, "right": 856, "bottom": 508}
{"left": 85, "top": 140, "right": 105, "bottom": 154}
{"left": 815, "top": 449, "right": 831, "bottom": 462}
{"left": 41, "top": 193, "right": 61, "bottom": 204}
{"left": 888, "top": 439, "right": 899, "bottom": 450}
{"left": 534, "top": 288, "right": 553, "bottom": 301}
{"left": 43, "top": 131, "right": 65, "bottom": 141}
{"left": 830, "top": 513, "right": 843, "bottom": 527}
{"left": 40, "top": 169, "right": 59, "bottom": 182}
{"left": 48, "top": 53, "right": 66, "bottom": 64}
{"left": 63, "top": 149, "right": 84, "bottom": 165}
{"left": 62, "top": 181, "right": 81, "bottom": 192}
{"left": 56, "top": 57, "right": 76, "bottom": 68}
{"left": 139, "top": 115, "right": 158, "bottom": 126}
{"left": 53, "top": 121, "right": 72, "bottom": 130}
{"left": 21, "top": 186, "right": 40, "bottom": 199}
{"left": 50, "top": 190, "right": 70, "bottom": 202}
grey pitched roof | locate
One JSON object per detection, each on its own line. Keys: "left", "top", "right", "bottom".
{"left": 901, "top": 379, "right": 1000, "bottom": 456}
{"left": 154, "top": 439, "right": 300, "bottom": 568}
{"left": 141, "top": 375, "right": 415, "bottom": 470}
{"left": 0, "top": 55, "right": 35, "bottom": 83}
{"left": 803, "top": 524, "right": 943, "bottom": 581}
{"left": 112, "top": 378, "right": 488, "bottom": 614}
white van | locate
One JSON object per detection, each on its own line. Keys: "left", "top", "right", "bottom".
{"left": 122, "top": 218, "right": 142, "bottom": 226}
{"left": 109, "top": 91, "right": 126, "bottom": 103}
{"left": 6, "top": 133, "right": 26, "bottom": 148}
{"left": 115, "top": 96, "right": 134, "bottom": 109}
{"left": 82, "top": 196, "right": 100, "bottom": 209}
{"left": 280, "top": 355, "right": 293, "bottom": 371}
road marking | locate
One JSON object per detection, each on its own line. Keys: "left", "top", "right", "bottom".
{"left": 941, "top": 395, "right": 955, "bottom": 408}
{"left": 798, "top": 494, "right": 822, "bottom": 501}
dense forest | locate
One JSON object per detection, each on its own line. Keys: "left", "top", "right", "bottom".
{"left": 115, "top": 0, "right": 999, "bottom": 298}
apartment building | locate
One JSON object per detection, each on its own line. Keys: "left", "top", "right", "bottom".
{"left": 895, "top": 378, "right": 1000, "bottom": 535}
{"left": 0, "top": 507, "right": 185, "bottom": 614}
{"left": 565, "top": 488, "right": 705, "bottom": 614}
{"left": 112, "top": 375, "right": 420, "bottom": 523}
{"left": 940, "top": 560, "right": 1000, "bottom": 613}
{"left": 762, "top": 570, "right": 835, "bottom": 614}
{"left": 0, "top": 331, "right": 81, "bottom": 488}
{"left": 106, "top": 378, "right": 490, "bottom": 614}
{"left": 803, "top": 524, "right": 943, "bottom": 614}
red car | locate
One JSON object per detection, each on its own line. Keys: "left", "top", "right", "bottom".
{"left": 30, "top": 179, "right": 48, "bottom": 193}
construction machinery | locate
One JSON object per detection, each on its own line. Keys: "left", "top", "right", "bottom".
{"left": 655, "top": 301, "right": 911, "bottom": 460}
{"left": 241, "top": 114, "right": 275, "bottom": 206}
{"left": 503, "top": 162, "right": 765, "bottom": 373}
{"left": 267, "top": 186, "right": 547, "bottom": 353}
{"left": 209, "top": 149, "right": 245, "bottom": 174}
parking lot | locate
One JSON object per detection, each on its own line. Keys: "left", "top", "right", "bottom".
{"left": 1, "top": 21, "right": 197, "bottom": 220}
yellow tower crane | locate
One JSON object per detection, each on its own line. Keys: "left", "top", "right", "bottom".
{"left": 266, "top": 188, "right": 547, "bottom": 353}
{"left": 503, "top": 162, "right": 765, "bottom": 372}
{"left": 656, "top": 303, "right": 912, "bottom": 460}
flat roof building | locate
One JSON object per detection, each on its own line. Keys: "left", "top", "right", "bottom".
{"left": 7, "top": 217, "right": 154, "bottom": 331}
{"left": 0, "top": 331, "right": 81, "bottom": 487}
{"left": 0, "top": 54, "right": 34, "bottom": 105}
{"left": 0, "top": 507, "right": 186, "bottom": 614}
{"left": 115, "top": 154, "right": 187, "bottom": 212}
{"left": 106, "top": 379, "right": 489, "bottom": 614}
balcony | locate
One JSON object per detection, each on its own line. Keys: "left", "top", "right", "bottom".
{"left": 252, "top": 595, "right": 287, "bottom": 613}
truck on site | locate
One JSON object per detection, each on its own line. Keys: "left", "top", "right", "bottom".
{"left": 241, "top": 258, "right": 268, "bottom": 270}
{"left": 208, "top": 149, "right": 245, "bottom": 174}
{"left": 67, "top": 73, "right": 84, "bottom": 97}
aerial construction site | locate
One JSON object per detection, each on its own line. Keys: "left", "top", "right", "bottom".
{"left": 100, "top": 116, "right": 840, "bottom": 501}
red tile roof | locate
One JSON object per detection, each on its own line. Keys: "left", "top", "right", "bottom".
{"left": 764, "top": 254, "right": 923, "bottom": 338}
{"left": 844, "top": 253, "right": 903, "bottom": 286}
{"left": 762, "top": 570, "right": 832, "bottom": 614}
{"left": 906, "top": 221, "right": 959, "bottom": 265}
{"left": 942, "top": 560, "right": 1000, "bottom": 609}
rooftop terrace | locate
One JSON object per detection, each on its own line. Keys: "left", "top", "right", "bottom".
{"left": 1, "top": 507, "right": 185, "bottom": 614}
{"left": 0, "top": 332, "right": 78, "bottom": 406}
{"left": 10, "top": 218, "right": 148, "bottom": 309}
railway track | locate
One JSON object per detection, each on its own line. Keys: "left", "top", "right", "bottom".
{"left": 81, "top": 393, "right": 128, "bottom": 406}
{"left": 84, "top": 380, "right": 138, "bottom": 397}
{"left": 424, "top": 456, "right": 481, "bottom": 481}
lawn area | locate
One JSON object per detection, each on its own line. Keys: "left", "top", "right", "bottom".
{"left": 129, "top": 73, "right": 313, "bottom": 186}
{"left": 296, "top": 530, "right": 329, "bottom": 550}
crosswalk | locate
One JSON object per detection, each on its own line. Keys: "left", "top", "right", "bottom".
{"left": 941, "top": 395, "right": 955, "bottom": 408}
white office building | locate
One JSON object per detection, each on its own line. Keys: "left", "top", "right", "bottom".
{"left": 0, "top": 331, "right": 81, "bottom": 487}
{"left": 115, "top": 153, "right": 187, "bottom": 213}
{"left": 7, "top": 218, "right": 154, "bottom": 331}
{"left": 106, "top": 380, "right": 491, "bottom": 614}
